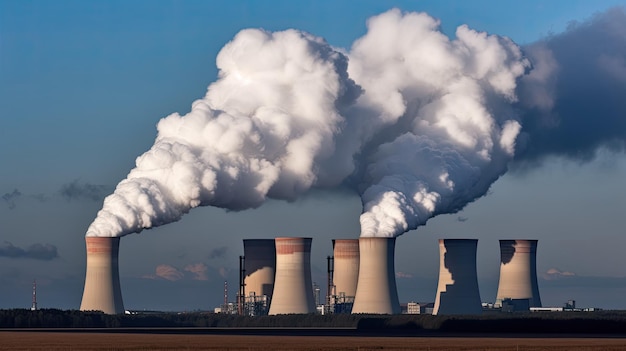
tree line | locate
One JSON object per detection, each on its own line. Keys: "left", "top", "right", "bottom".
{"left": 1, "top": 309, "right": 626, "bottom": 334}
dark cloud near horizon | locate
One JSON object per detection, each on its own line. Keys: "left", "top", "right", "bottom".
{"left": 542, "top": 268, "right": 626, "bottom": 289}
{"left": 514, "top": 7, "right": 626, "bottom": 169}
{"left": 208, "top": 246, "right": 228, "bottom": 260}
{"left": 0, "top": 241, "right": 59, "bottom": 260}
{"left": 59, "top": 180, "right": 110, "bottom": 202}
{"left": 2, "top": 189, "right": 21, "bottom": 209}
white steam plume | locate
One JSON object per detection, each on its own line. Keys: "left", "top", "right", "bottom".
{"left": 87, "top": 29, "right": 360, "bottom": 237}
{"left": 88, "top": 8, "right": 624, "bottom": 239}
{"left": 348, "top": 10, "right": 528, "bottom": 237}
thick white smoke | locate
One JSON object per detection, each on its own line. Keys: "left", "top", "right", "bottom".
{"left": 87, "top": 8, "right": 624, "bottom": 239}
{"left": 86, "top": 29, "right": 360, "bottom": 237}
{"left": 348, "top": 10, "right": 528, "bottom": 237}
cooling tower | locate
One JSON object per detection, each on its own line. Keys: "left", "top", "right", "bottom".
{"left": 268, "top": 237, "right": 316, "bottom": 314}
{"left": 332, "top": 239, "right": 359, "bottom": 298}
{"left": 495, "top": 239, "right": 542, "bottom": 308}
{"left": 433, "top": 239, "right": 482, "bottom": 315}
{"left": 80, "top": 237, "right": 125, "bottom": 314}
{"left": 352, "top": 237, "right": 400, "bottom": 314}
{"left": 243, "top": 239, "right": 276, "bottom": 301}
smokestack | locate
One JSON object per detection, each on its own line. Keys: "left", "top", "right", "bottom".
{"left": 352, "top": 237, "right": 400, "bottom": 314}
{"left": 243, "top": 239, "right": 276, "bottom": 303}
{"left": 332, "top": 239, "right": 359, "bottom": 298}
{"left": 268, "top": 237, "right": 315, "bottom": 314}
{"left": 80, "top": 237, "right": 124, "bottom": 314}
{"left": 495, "top": 240, "right": 542, "bottom": 308}
{"left": 433, "top": 239, "right": 482, "bottom": 315}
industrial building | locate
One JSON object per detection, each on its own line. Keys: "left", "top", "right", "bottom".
{"left": 240, "top": 239, "right": 276, "bottom": 316}
{"left": 352, "top": 237, "right": 400, "bottom": 314}
{"left": 326, "top": 239, "right": 359, "bottom": 314}
{"left": 433, "top": 239, "right": 482, "bottom": 315}
{"left": 268, "top": 237, "right": 316, "bottom": 315}
{"left": 495, "top": 240, "right": 542, "bottom": 310}
{"left": 80, "top": 237, "right": 125, "bottom": 314}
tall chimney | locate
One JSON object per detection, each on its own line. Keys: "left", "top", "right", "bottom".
{"left": 495, "top": 239, "right": 542, "bottom": 308}
{"left": 352, "top": 237, "right": 400, "bottom": 314}
{"left": 243, "top": 239, "right": 276, "bottom": 306}
{"left": 332, "top": 239, "right": 359, "bottom": 299}
{"left": 433, "top": 239, "right": 482, "bottom": 315}
{"left": 80, "top": 237, "right": 124, "bottom": 314}
{"left": 268, "top": 237, "right": 315, "bottom": 314}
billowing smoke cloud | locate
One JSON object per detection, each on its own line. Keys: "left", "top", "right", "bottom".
{"left": 87, "top": 28, "right": 360, "bottom": 237}
{"left": 513, "top": 8, "right": 626, "bottom": 167}
{"left": 86, "top": 8, "right": 626, "bottom": 239}
{"left": 0, "top": 241, "right": 59, "bottom": 260}
{"left": 60, "top": 180, "right": 110, "bottom": 202}
{"left": 2, "top": 189, "right": 21, "bottom": 209}
{"left": 348, "top": 10, "right": 528, "bottom": 237}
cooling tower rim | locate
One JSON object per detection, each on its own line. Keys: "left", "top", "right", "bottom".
{"left": 243, "top": 238, "right": 277, "bottom": 248}
{"left": 499, "top": 239, "right": 539, "bottom": 242}
{"left": 274, "top": 237, "right": 312, "bottom": 241}
{"left": 438, "top": 238, "right": 478, "bottom": 243}
{"left": 85, "top": 236, "right": 120, "bottom": 242}
{"left": 358, "top": 237, "right": 396, "bottom": 241}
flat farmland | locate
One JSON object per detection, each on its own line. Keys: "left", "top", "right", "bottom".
{"left": 1, "top": 332, "right": 626, "bottom": 351}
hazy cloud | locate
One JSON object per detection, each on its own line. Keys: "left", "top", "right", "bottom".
{"left": 143, "top": 264, "right": 185, "bottom": 281}
{"left": 2, "top": 189, "right": 21, "bottom": 209}
{"left": 218, "top": 267, "right": 230, "bottom": 279}
{"left": 543, "top": 268, "right": 576, "bottom": 280}
{"left": 60, "top": 180, "right": 109, "bottom": 202}
{"left": 29, "top": 193, "right": 49, "bottom": 202}
{"left": 184, "top": 263, "right": 209, "bottom": 281}
{"left": 208, "top": 246, "right": 228, "bottom": 260}
{"left": 0, "top": 241, "right": 59, "bottom": 260}
{"left": 396, "top": 271, "right": 414, "bottom": 279}
{"left": 457, "top": 216, "right": 468, "bottom": 222}
{"left": 542, "top": 268, "right": 626, "bottom": 289}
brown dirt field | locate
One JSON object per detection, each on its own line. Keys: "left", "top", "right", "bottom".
{"left": 1, "top": 332, "right": 626, "bottom": 351}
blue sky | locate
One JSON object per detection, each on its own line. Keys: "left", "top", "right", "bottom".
{"left": 1, "top": 0, "right": 625, "bottom": 311}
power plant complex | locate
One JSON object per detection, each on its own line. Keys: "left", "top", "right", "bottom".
{"left": 79, "top": 235, "right": 543, "bottom": 315}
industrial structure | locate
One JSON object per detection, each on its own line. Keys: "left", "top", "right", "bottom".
{"left": 239, "top": 239, "right": 276, "bottom": 316}
{"left": 495, "top": 239, "right": 542, "bottom": 310}
{"left": 80, "top": 237, "right": 125, "bottom": 314}
{"left": 31, "top": 279, "right": 37, "bottom": 311}
{"left": 268, "top": 237, "right": 316, "bottom": 314}
{"left": 352, "top": 237, "right": 400, "bottom": 314}
{"left": 433, "top": 239, "right": 482, "bottom": 315}
{"left": 326, "top": 239, "right": 359, "bottom": 314}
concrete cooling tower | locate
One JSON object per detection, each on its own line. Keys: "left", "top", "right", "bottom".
{"left": 243, "top": 239, "right": 276, "bottom": 302}
{"left": 80, "top": 237, "right": 125, "bottom": 314}
{"left": 268, "top": 237, "right": 316, "bottom": 314}
{"left": 332, "top": 239, "right": 359, "bottom": 299}
{"left": 495, "top": 239, "right": 542, "bottom": 308}
{"left": 433, "top": 239, "right": 482, "bottom": 315}
{"left": 352, "top": 237, "right": 400, "bottom": 314}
